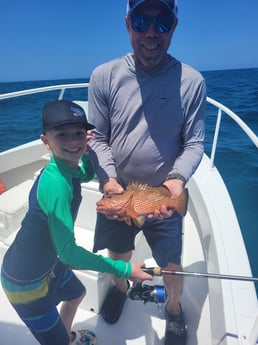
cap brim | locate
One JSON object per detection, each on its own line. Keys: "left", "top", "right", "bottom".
{"left": 43, "top": 120, "right": 95, "bottom": 133}
{"left": 86, "top": 123, "right": 95, "bottom": 130}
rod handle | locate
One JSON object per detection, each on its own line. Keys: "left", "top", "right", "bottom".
{"left": 142, "top": 267, "right": 162, "bottom": 276}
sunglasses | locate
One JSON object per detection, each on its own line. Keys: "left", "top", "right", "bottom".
{"left": 130, "top": 14, "right": 175, "bottom": 33}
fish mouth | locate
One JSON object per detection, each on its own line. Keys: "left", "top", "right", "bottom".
{"left": 96, "top": 201, "right": 107, "bottom": 209}
{"left": 96, "top": 200, "right": 114, "bottom": 211}
{"left": 96, "top": 199, "right": 129, "bottom": 215}
{"left": 96, "top": 203, "right": 120, "bottom": 212}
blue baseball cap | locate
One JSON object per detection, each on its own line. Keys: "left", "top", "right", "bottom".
{"left": 127, "top": 0, "right": 178, "bottom": 17}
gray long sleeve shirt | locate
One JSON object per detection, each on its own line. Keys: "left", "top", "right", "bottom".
{"left": 88, "top": 54, "right": 206, "bottom": 187}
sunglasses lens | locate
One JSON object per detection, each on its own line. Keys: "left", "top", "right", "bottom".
{"left": 130, "top": 15, "right": 174, "bottom": 33}
{"left": 156, "top": 16, "right": 174, "bottom": 33}
{"left": 131, "top": 15, "right": 150, "bottom": 32}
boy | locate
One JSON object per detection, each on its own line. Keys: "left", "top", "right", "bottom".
{"left": 1, "top": 100, "right": 152, "bottom": 345}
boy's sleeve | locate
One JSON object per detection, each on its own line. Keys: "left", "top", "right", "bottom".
{"left": 38, "top": 169, "right": 131, "bottom": 278}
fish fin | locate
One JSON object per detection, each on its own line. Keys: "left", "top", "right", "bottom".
{"left": 127, "top": 181, "right": 147, "bottom": 191}
{"left": 126, "top": 205, "right": 139, "bottom": 219}
{"left": 174, "top": 188, "right": 189, "bottom": 217}
{"left": 125, "top": 204, "right": 145, "bottom": 227}
{"left": 124, "top": 217, "right": 132, "bottom": 226}
{"left": 133, "top": 216, "right": 145, "bottom": 228}
{"left": 157, "top": 185, "right": 172, "bottom": 197}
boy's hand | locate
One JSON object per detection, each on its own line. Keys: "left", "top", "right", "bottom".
{"left": 84, "top": 130, "right": 94, "bottom": 153}
{"left": 129, "top": 262, "right": 153, "bottom": 283}
{"left": 86, "top": 130, "right": 94, "bottom": 142}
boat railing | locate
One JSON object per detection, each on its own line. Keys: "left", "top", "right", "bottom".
{"left": 206, "top": 96, "right": 258, "bottom": 170}
{"left": 0, "top": 83, "right": 89, "bottom": 101}
{"left": 1, "top": 84, "right": 257, "bottom": 169}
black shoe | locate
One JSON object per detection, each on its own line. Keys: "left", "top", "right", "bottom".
{"left": 164, "top": 304, "right": 187, "bottom": 345}
{"left": 101, "top": 281, "right": 129, "bottom": 324}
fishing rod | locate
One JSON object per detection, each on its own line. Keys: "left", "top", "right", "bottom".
{"left": 142, "top": 267, "right": 258, "bottom": 282}
{"left": 128, "top": 267, "right": 258, "bottom": 305}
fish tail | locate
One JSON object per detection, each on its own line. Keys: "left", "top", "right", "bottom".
{"left": 174, "top": 188, "right": 189, "bottom": 217}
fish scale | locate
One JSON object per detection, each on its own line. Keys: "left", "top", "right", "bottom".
{"left": 131, "top": 192, "right": 174, "bottom": 213}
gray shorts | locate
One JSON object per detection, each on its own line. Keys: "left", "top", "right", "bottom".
{"left": 93, "top": 213, "right": 183, "bottom": 266}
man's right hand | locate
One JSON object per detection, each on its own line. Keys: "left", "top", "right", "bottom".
{"left": 102, "top": 177, "right": 124, "bottom": 197}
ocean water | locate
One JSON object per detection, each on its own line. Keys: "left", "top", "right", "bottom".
{"left": 0, "top": 68, "right": 258, "bottom": 287}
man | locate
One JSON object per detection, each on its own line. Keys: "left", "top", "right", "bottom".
{"left": 88, "top": 1, "right": 206, "bottom": 344}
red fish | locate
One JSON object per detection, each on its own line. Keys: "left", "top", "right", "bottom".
{"left": 96, "top": 182, "right": 188, "bottom": 227}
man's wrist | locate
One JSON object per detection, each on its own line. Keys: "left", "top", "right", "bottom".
{"left": 100, "top": 177, "right": 117, "bottom": 188}
{"left": 165, "top": 173, "right": 186, "bottom": 185}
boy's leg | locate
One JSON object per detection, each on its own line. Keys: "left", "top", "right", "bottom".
{"left": 53, "top": 265, "right": 87, "bottom": 343}
{"left": 28, "top": 307, "right": 70, "bottom": 345}
{"left": 22, "top": 273, "right": 87, "bottom": 345}
{"left": 26, "top": 269, "right": 86, "bottom": 345}
{"left": 2, "top": 263, "right": 86, "bottom": 345}
{"left": 60, "top": 290, "right": 86, "bottom": 342}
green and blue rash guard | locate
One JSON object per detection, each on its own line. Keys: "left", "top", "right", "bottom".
{"left": 1, "top": 154, "right": 131, "bottom": 285}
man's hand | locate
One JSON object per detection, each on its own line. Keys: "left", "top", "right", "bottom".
{"left": 101, "top": 178, "right": 127, "bottom": 221}
{"left": 163, "top": 178, "right": 185, "bottom": 198}
{"left": 147, "top": 179, "right": 185, "bottom": 220}
{"left": 102, "top": 177, "right": 124, "bottom": 197}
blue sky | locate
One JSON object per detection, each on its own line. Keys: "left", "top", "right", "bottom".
{"left": 1, "top": 0, "right": 258, "bottom": 82}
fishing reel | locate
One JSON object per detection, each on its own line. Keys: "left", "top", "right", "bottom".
{"left": 128, "top": 283, "right": 167, "bottom": 304}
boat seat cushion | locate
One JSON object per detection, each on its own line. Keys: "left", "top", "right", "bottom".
{"left": 0, "top": 179, "right": 33, "bottom": 239}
